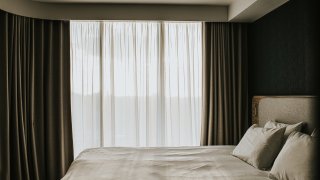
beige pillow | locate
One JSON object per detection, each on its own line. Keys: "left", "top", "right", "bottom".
{"left": 311, "top": 129, "right": 318, "bottom": 137}
{"left": 232, "top": 124, "right": 285, "bottom": 170}
{"left": 269, "top": 131, "right": 316, "bottom": 180}
{"left": 264, "top": 120, "right": 303, "bottom": 139}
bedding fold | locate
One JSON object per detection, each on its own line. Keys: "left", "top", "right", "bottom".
{"left": 62, "top": 146, "right": 270, "bottom": 180}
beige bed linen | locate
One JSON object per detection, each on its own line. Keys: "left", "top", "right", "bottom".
{"left": 62, "top": 146, "right": 270, "bottom": 180}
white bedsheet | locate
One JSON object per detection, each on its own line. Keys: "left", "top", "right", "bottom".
{"left": 62, "top": 146, "right": 270, "bottom": 180}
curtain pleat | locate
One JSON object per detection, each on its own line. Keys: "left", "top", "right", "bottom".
{"left": 201, "top": 22, "right": 248, "bottom": 146}
{"left": 0, "top": 10, "right": 73, "bottom": 180}
{"left": 70, "top": 21, "right": 203, "bottom": 157}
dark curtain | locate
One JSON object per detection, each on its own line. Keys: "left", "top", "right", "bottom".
{"left": 201, "top": 22, "right": 248, "bottom": 146}
{"left": 0, "top": 10, "right": 73, "bottom": 180}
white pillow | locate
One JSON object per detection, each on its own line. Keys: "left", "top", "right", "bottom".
{"left": 232, "top": 124, "right": 285, "bottom": 170}
{"left": 269, "top": 131, "right": 316, "bottom": 180}
{"left": 264, "top": 120, "right": 303, "bottom": 139}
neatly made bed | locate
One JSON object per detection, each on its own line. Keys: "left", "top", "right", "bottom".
{"left": 62, "top": 96, "right": 317, "bottom": 180}
{"left": 62, "top": 146, "right": 270, "bottom": 180}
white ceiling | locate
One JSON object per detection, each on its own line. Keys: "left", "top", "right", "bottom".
{"left": 35, "top": 0, "right": 235, "bottom": 5}
{"left": 0, "top": 0, "right": 288, "bottom": 21}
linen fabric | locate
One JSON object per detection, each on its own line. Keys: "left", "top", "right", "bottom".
{"left": 269, "top": 131, "right": 317, "bottom": 180}
{"left": 201, "top": 22, "right": 248, "bottom": 146}
{"left": 232, "top": 124, "right": 285, "bottom": 170}
{"left": 62, "top": 146, "right": 270, "bottom": 180}
{"left": 0, "top": 10, "right": 73, "bottom": 180}
{"left": 264, "top": 120, "right": 303, "bottom": 139}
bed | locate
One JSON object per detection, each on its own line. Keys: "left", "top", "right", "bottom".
{"left": 62, "top": 96, "right": 317, "bottom": 180}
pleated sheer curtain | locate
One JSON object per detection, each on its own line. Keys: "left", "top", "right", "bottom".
{"left": 71, "top": 21, "right": 202, "bottom": 157}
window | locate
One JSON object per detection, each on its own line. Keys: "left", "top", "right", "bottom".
{"left": 71, "top": 21, "right": 202, "bottom": 157}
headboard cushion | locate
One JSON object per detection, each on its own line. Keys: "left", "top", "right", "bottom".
{"left": 252, "top": 96, "right": 318, "bottom": 134}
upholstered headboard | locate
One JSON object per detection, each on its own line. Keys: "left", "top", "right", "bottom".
{"left": 252, "top": 96, "right": 318, "bottom": 134}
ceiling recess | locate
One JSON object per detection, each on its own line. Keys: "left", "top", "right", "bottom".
{"left": 33, "top": 0, "right": 235, "bottom": 5}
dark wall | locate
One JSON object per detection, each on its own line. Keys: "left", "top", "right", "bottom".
{"left": 248, "top": 0, "right": 320, "bottom": 121}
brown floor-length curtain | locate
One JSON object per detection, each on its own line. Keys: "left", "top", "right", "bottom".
{"left": 201, "top": 22, "right": 248, "bottom": 146}
{"left": 0, "top": 10, "right": 73, "bottom": 180}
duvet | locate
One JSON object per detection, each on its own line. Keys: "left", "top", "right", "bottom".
{"left": 62, "top": 146, "right": 270, "bottom": 180}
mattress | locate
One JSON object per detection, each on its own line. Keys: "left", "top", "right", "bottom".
{"left": 62, "top": 146, "right": 270, "bottom": 180}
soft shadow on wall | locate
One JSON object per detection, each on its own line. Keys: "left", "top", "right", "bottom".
{"left": 248, "top": 0, "right": 320, "bottom": 178}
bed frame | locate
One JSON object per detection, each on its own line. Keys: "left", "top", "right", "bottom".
{"left": 252, "top": 96, "right": 318, "bottom": 134}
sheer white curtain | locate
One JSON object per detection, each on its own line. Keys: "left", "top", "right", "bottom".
{"left": 71, "top": 21, "right": 202, "bottom": 157}
{"left": 71, "top": 22, "right": 101, "bottom": 157}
